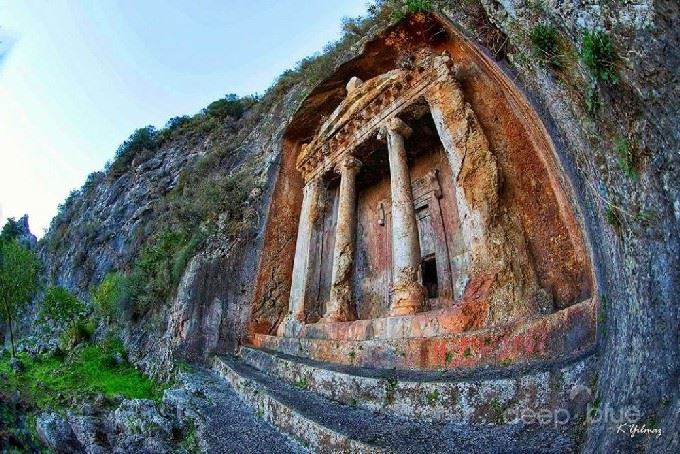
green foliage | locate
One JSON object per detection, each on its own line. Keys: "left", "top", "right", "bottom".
{"left": 0, "top": 218, "right": 21, "bottom": 243}
{"left": 585, "top": 85, "right": 601, "bottom": 117}
{"left": 59, "top": 319, "right": 96, "bottom": 351}
{"left": 92, "top": 272, "right": 130, "bottom": 321}
{"left": 0, "top": 339, "right": 164, "bottom": 411}
{"left": 172, "top": 164, "right": 258, "bottom": 236}
{"left": 294, "top": 377, "right": 309, "bottom": 390}
{"left": 427, "top": 389, "right": 440, "bottom": 406}
{"left": 0, "top": 240, "right": 40, "bottom": 356}
{"left": 204, "top": 93, "right": 256, "bottom": 120}
{"left": 614, "top": 136, "right": 637, "bottom": 179}
{"left": 605, "top": 206, "right": 621, "bottom": 230}
{"left": 109, "top": 126, "right": 159, "bottom": 177}
{"left": 178, "top": 419, "right": 200, "bottom": 453}
{"left": 581, "top": 30, "right": 618, "bottom": 84}
{"left": 387, "top": 0, "right": 441, "bottom": 20}
{"left": 38, "top": 286, "right": 86, "bottom": 332}
{"left": 126, "top": 228, "right": 204, "bottom": 317}
{"left": 384, "top": 377, "right": 399, "bottom": 404}
{"left": 165, "top": 115, "right": 192, "bottom": 130}
{"left": 529, "top": 23, "right": 562, "bottom": 69}
{"left": 444, "top": 351, "right": 453, "bottom": 366}
{"left": 463, "top": 346, "right": 472, "bottom": 358}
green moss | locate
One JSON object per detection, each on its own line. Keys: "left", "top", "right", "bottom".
{"left": 581, "top": 30, "right": 619, "bottom": 84}
{"left": 0, "top": 339, "right": 164, "bottom": 412}
{"left": 444, "top": 351, "right": 453, "bottom": 366}
{"left": 463, "top": 346, "right": 472, "bottom": 358}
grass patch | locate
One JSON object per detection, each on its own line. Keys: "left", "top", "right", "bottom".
{"left": 581, "top": 30, "right": 618, "bottom": 84}
{"left": 529, "top": 23, "right": 562, "bottom": 69}
{"left": 0, "top": 338, "right": 165, "bottom": 411}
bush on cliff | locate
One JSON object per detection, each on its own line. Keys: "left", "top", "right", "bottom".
{"left": 108, "top": 125, "right": 159, "bottom": 177}
{"left": 92, "top": 272, "right": 130, "bottom": 322}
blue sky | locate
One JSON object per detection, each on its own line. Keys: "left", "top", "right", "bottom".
{"left": 0, "top": 0, "right": 367, "bottom": 237}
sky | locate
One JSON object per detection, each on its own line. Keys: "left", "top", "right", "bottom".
{"left": 0, "top": 0, "right": 368, "bottom": 237}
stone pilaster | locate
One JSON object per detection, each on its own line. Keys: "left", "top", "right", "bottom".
{"left": 278, "top": 177, "right": 321, "bottom": 336}
{"left": 383, "top": 117, "right": 426, "bottom": 316}
{"left": 322, "top": 156, "right": 362, "bottom": 322}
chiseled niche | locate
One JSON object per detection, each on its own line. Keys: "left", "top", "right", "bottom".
{"left": 248, "top": 14, "right": 596, "bottom": 370}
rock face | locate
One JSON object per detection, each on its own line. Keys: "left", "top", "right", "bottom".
{"left": 23, "top": 1, "right": 679, "bottom": 452}
{"left": 36, "top": 412, "right": 83, "bottom": 453}
{"left": 14, "top": 215, "right": 38, "bottom": 250}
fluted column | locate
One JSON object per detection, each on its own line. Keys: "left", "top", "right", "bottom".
{"left": 322, "top": 156, "right": 362, "bottom": 322}
{"left": 383, "top": 117, "right": 426, "bottom": 315}
{"left": 278, "top": 177, "right": 321, "bottom": 336}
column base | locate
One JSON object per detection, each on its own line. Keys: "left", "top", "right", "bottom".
{"left": 276, "top": 315, "right": 305, "bottom": 337}
{"left": 390, "top": 281, "right": 426, "bottom": 316}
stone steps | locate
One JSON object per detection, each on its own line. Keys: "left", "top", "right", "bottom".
{"left": 238, "top": 346, "right": 595, "bottom": 423}
{"left": 212, "top": 353, "right": 583, "bottom": 453}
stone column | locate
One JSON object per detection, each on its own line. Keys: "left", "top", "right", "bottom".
{"left": 278, "top": 177, "right": 321, "bottom": 336}
{"left": 383, "top": 117, "right": 426, "bottom": 315}
{"left": 322, "top": 156, "right": 362, "bottom": 322}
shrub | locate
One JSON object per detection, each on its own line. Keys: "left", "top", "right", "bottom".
{"left": 127, "top": 228, "right": 202, "bottom": 316}
{"left": 58, "top": 318, "right": 96, "bottom": 351}
{"left": 92, "top": 272, "right": 130, "bottom": 321}
{"left": 204, "top": 94, "right": 256, "bottom": 120}
{"left": 581, "top": 30, "right": 618, "bottom": 84}
{"left": 387, "top": 0, "right": 441, "bottom": 20}
{"left": 529, "top": 23, "right": 561, "bottom": 69}
{"left": 109, "top": 126, "right": 158, "bottom": 176}
{"left": 165, "top": 115, "right": 191, "bottom": 130}
{"left": 38, "top": 286, "right": 86, "bottom": 328}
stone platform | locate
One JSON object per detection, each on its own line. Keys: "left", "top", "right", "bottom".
{"left": 212, "top": 346, "right": 594, "bottom": 452}
{"left": 251, "top": 298, "right": 596, "bottom": 370}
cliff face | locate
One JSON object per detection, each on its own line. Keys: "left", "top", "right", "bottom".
{"left": 31, "top": 1, "right": 678, "bottom": 452}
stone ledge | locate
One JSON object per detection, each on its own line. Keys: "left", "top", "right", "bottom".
{"left": 251, "top": 298, "right": 596, "bottom": 370}
{"left": 298, "top": 298, "right": 486, "bottom": 341}
{"left": 238, "top": 345, "right": 597, "bottom": 423}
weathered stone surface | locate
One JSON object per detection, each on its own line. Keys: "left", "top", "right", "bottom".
{"left": 254, "top": 298, "right": 596, "bottom": 370}
{"left": 36, "top": 412, "right": 83, "bottom": 454}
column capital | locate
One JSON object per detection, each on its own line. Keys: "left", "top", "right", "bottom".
{"left": 335, "top": 155, "right": 362, "bottom": 175}
{"left": 378, "top": 117, "right": 413, "bottom": 141}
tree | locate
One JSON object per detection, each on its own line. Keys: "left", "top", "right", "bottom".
{"left": 0, "top": 240, "right": 40, "bottom": 356}
{"left": 0, "top": 218, "right": 20, "bottom": 243}
{"left": 38, "top": 286, "right": 85, "bottom": 328}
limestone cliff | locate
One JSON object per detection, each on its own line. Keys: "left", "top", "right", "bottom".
{"left": 25, "top": 1, "right": 679, "bottom": 452}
